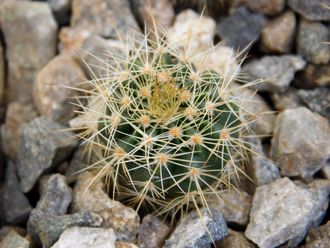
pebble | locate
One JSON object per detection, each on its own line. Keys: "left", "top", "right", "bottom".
{"left": 209, "top": 190, "right": 252, "bottom": 227}
{"left": 71, "top": 172, "right": 140, "bottom": 241}
{"left": 288, "top": 0, "right": 330, "bottom": 21}
{"left": 137, "top": 214, "right": 171, "bottom": 248}
{"left": 80, "top": 36, "right": 126, "bottom": 79}
{"left": 167, "top": 9, "right": 216, "bottom": 53}
{"left": 260, "top": 11, "right": 296, "bottom": 53}
{"left": 0, "top": 230, "right": 31, "bottom": 248}
{"left": 271, "top": 107, "right": 330, "bottom": 177}
{"left": 58, "top": 27, "right": 92, "bottom": 55}
{"left": 71, "top": 0, "right": 139, "bottom": 39}
{"left": 0, "top": 1, "right": 57, "bottom": 104}
{"left": 51, "top": 227, "right": 116, "bottom": 248}
{"left": 30, "top": 212, "right": 103, "bottom": 248}
{"left": 130, "top": 0, "right": 174, "bottom": 39}
{"left": 271, "top": 88, "right": 303, "bottom": 111}
{"left": 297, "top": 19, "right": 330, "bottom": 65}
{"left": 230, "top": 83, "right": 276, "bottom": 137}
{"left": 245, "top": 177, "right": 328, "bottom": 248}
{"left": 3, "top": 162, "right": 32, "bottom": 224}
{"left": 0, "top": 102, "right": 37, "bottom": 160}
{"left": 304, "top": 222, "right": 330, "bottom": 248}
{"left": 218, "top": 7, "right": 265, "bottom": 51}
{"left": 164, "top": 208, "right": 228, "bottom": 248}
{"left": 298, "top": 88, "right": 330, "bottom": 121}
{"left": 294, "top": 64, "right": 330, "bottom": 88}
{"left": 191, "top": 45, "right": 241, "bottom": 82}
{"left": 243, "top": 55, "right": 306, "bottom": 92}
{"left": 246, "top": 138, "right": 280, "bottom": 192}
{"left": 33, "top": 54, "right": 87, "bottom": 124}
{"left": 246, "top": 0, "right": 285, "bottom": 16}
{"left": 47, "top": 0, "right": 71, "bottom": 26}
{"left": 16, "top": 117, "right": 77, "bottom": 192}
{"left": 216, "top": 229, "right": 256, "bottom": 248}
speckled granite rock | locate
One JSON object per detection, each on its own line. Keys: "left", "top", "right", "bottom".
{"left": 164, "top": 208, "right": 228, "bottom": 248}
{"left": 245, "top": 177, "right": 329, "bottom": 248}
{"left": 271, "top": 107, "right": 330, "bottom": 177}
{"left": 16, "top": 117, "right": 77, "bottom": 192}
{"left": 288, "top": 0, "right": 330, "bottom": 21}
{"left": 297, "top": 19, "right": 330, "bottom": 65}
{"left": 71, "top": 172, "right": 140, "bottom": 241}
{"left": 298, "top": 88, "right": 330, "bottom": 121}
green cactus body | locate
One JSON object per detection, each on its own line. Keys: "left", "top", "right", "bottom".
{"left": 80, "top": 37, "right": 251, "bottom": 214}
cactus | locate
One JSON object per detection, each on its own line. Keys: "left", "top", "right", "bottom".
{"left": 75, "top": 30, "right": 257, "bottom": 217}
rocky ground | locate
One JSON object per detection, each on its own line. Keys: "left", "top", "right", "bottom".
{"left": 0, "top": 0, "right": 329, "bottom": 248}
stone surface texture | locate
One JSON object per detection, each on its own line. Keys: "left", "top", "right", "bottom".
{"left": 1, "top": 1, "right": 57, "bottom": 103}
{"left": 271, "top": 107, "right": 330, "bottom": 177}
{"left": 33, "top": 54, "right": 86, "bottom": 123}
{"left": 16, "top": 117, "right": 77, "bottom": 192}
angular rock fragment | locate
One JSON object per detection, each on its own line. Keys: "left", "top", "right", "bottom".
{"left": 243, "top": 55, "right": 306, "bottom": 93}
{"left": 164, "top": 208, "right": 228, "bottom": 248}
{"left": 16, "top": 117, "right": 77, "bottom": 192}
{"left": 271, "top": 107, "right": 330, "bottom": 177}
{"left": 218, "top": 7, "right": 265, "bottom": 51}
{"left": 71, "top": 172, "right": 140, "bottom": 241}
{"left": 297, "top": 20, "right": 330, "bottom": 65}
{"left": 51, "top": 227, "right": 116, "bottom": 248}
{"left": 245, "top": 177, "right": 329, "bottom": 248}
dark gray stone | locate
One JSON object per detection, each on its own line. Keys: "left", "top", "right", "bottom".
{"left": 297, "top": 20, "right": 330, "bottom": 65}
{"left": 246, "top": 0, "right": 285, "bottom": 16}
{"left": 16, "top": 117, "right": 77, "bottom": 192}
{"left": 288, "top": 0, "right": 330, "bottom": 21}
{"left": 218, "top": 7, "right": 266, "bottom": 51}
{"left": 298, "top": 88, "right": 330, "bottom": 121}
{"left": 3, "top": 163, "right": 32, "bottom": 224}
{"left": 164, "top": 208, "right": 228, "bottom": 248}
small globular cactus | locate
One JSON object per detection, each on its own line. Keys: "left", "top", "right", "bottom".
{"left": 75, "top": 30, "right": 257, "bottom": 217}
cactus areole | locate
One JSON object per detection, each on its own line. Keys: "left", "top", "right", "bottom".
{"left": 78, "top": 34, "right": 253, "bottom": 215}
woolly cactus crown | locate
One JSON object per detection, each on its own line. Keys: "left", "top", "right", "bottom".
{"left": 75, "top": 28, "right": 258, "bottom": 216}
